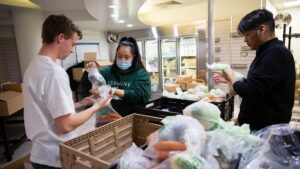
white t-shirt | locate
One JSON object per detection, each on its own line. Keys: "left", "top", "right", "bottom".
{"left": 23, "top": 55, "right": 77, "bottom": 167}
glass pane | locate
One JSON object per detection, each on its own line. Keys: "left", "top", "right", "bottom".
{"left": 180, "top": 37, "right": 197, "bottom": 79}
{"left": 145, "top": 40, "right": 159, "bottom": 92}
{"left": 137, "top": 41, "right": 145, "bottom": 64}
{"left": 161, "top": 38, "right": 177, "bottom": 85}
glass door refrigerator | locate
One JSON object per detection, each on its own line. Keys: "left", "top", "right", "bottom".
{"left": 145, "top": 40, "right": 160, "bottom": 92}
{"left": 136, "top": 40, "right": 145, "bottom": 65}
{"left": 179, "top": 37, "right": 197, "bottom": 79}
{"left": 161, "top": 38, "right": 178, "bottom": 88}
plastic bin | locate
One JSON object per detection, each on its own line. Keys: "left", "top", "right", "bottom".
{"left": 134, "top": 95, "right": 234, "bottom": 121}
{"left": 60, "top": 114, "right": 162, "bottom": 169}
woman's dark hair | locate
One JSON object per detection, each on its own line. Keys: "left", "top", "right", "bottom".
{"left": 113, "top": 36, "right": 145, "bottom": 70}
{"left": 237, "top": 9, "right": 275, "bottom": 35}
{"left": 42, "top": 14, "right": 82, "bottom": 44}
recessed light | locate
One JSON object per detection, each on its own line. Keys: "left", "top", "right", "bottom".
{"left": 111, "top": 14, "right": 118, "bottom": 18}
{"left": 118, "top": 20, "right": 125, "bottom": 23}
{"left": 108, "top": 5, "right": 118, "bottom": 8}
{"left": 283, "top": 0, "right": 300, "bottom": 8}
{"left": 126, "top": 24, "right": 133, "bottom": 27}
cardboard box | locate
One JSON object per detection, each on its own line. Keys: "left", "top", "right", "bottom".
{"left": 179, "top": 83, "right": 187, "bottom": 90}
{"left": 164, "top": 84, "right": 180, "bottom": 92}
{"left": 1, "top": 154, "right": 30, "bottom": 169}
{"left": 72, "top": 68, "right": 85, "bottom": 82}
{"left": 84, "top": 60, "right": 112, "bottom": 68}
{"left": 84, "top": 52, "right": 97, "bottom": 61}
{"left": 186, "top": 82, "right": 204, "bottom": 89}
{"left": 95, "top": 60, "right": 112, "bottom": 68}
{"left": 2, "top": 83, "right": 23, "bottom": 92}
{"left": 0, "top": 91, "right": 23, "bottom": 117}
{"left": 175, "top": 75, "right": 193, "bottom": 84}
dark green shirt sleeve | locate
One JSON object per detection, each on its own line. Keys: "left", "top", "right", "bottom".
{"left": 123, "top": 69, "right": 151, "bottom": 104}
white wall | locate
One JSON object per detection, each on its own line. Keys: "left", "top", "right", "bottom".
{"left": 278, "top": 7, "right": 300, "bottom": 66}
{"left": 12, "top": 8, "right": 43, "bottom": 76}
{"left": 10, "top": 8, "right": 109, "bottom": 77}
{"left": 78, "top": 30, "right": 109, "bottom": 60}
{"left": 266, "top": 0, "right": 278, "bottom": 16}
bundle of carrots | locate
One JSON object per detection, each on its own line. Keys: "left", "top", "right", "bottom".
{"left": 96, "top": 113, "right": 122, "bottom": 127}
{"left": 146, "top": 131, "right": 187, "bottom": 161}
{"left": 154, "top": 141, "right": 187, "bottom": 161}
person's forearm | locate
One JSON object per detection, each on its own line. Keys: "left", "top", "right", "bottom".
{"left": 74, "top": 100, "right": 85, "bottom": 110}
{"left": 114, "top": 88, "right": 125, "bottom": 98}
{"left": 60, "top": 105, "right": 99, "bottom": 133}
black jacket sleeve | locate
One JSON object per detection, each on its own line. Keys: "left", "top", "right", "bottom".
{"left": 233, "top": 47, "right": 285, "bottom": 103}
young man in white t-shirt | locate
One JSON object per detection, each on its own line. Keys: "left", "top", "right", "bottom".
{"left": 23, "top": 14, "right": 112, "bottom": 169}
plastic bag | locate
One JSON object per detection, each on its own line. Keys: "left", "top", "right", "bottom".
{"left": 183, "top": 101, "right": 224, "bottom": 131}
{"left": 209, "top": 88, "right": 226, "bottom": 98}
{"left": 207, "top": 63, "right": 229, "bottom": 71}
{"left": 86, "top": 67, "right": 106, "bottom": 91}
{"left": 170, "top": 153, "right": 211, "bottom": 169}
{"left": 205, "top": 124, "right": 269, "bottom": 169}
{"left": 86, "top": 68, "right": 122, "bottom": 127}
{"left": 117, "top": 143, "right": 153, "bottom": 169}
{"left": 144, "top": 115, "right": 207, "bottom": 161}
{"left": 95, "top": 86, "right": 122, "bottom": 127}
{"left": 243, "top": 123, "right": 300, "bottom": 169}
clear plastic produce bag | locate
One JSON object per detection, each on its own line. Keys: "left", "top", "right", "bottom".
{"left": 117, "top": 143, "right": 153, "bottom": 169}
{"left": 86, "top": 67, "right": 106, "bottom": 91}
{"left": 87, "top": 68, "right": 122, "bottom": 127}
{"left": 243, "top": 123, "right": 300, "bottom": 169}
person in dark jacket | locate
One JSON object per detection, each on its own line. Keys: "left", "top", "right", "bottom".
{"left": 80, "top": 37, "right": 151, "bottom": 116}
{"left": 213, "top": 9, "right": 295, "bottom": 131}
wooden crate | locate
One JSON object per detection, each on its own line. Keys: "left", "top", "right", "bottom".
{"left": 60, "top": 114, "right": 162, "bottom": 169}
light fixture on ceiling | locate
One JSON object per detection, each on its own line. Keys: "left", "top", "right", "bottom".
{"left": 283, "top": 0, "right": 300, "bottom": 8}
{"left": 126, "top": 24, "right": 133, "bottom": 27}
{"left": 0, "top": 0, "right": 40, "bottom": 9}
{"left": 108, "top": 5, "right": 118, "bottom": 8}
{"left": 173, "top": 25, "right": 179, "bottom": 37}
{"left": 111, "top": 14, "right": 119, "bottom": 18}
{"left": 118, "top": 20, "right": 125, "bottom": 23}
{"left": 151, "top": 27, "right": 158, "bottom": 39}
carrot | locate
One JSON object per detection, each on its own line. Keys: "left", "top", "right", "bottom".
{"left": 154, "top": 141, "right": 187, "bottom": 151}
{"left": 108, "top": 113, "right": 122, "bottom": 120}
{"left": 156, "top": 150, "right": 170, "bottom": 161}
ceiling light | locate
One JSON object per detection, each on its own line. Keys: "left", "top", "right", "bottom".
{"left": 151, "top": 27, "right": 158, "bottom": 39}
{"left": 283, "top": 0, "right": 300, "bottom": 8}
{"left": 111, "top": 14, "right": 118, "bottom": 18}
{"left": 173, "top": 25, "right": 179, "bottom": 37}
{"left": 108, "top": 5, "right": 118, "bottom": 8}
{"left": 118, "top": 20, "right": 125, "bottom": 23}
{"left": 126, "top": 24, "right": 133, "bottom": 27}
{"left": 0, "top": 0, "right": 40, "bottom": 9}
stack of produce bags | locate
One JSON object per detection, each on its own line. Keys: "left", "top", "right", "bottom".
{"left": 163, "top": 84, "right": 226, "bottom": 102}
{"left": 116, "top": 101, "right": 289, "bottom": 169}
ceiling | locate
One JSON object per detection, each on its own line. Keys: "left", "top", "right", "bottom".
{"left": 270, "top": 0, "right": 300, "bottom": 10}
{"left": 0, "top": 0, "right": 299, "bottom": 32}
